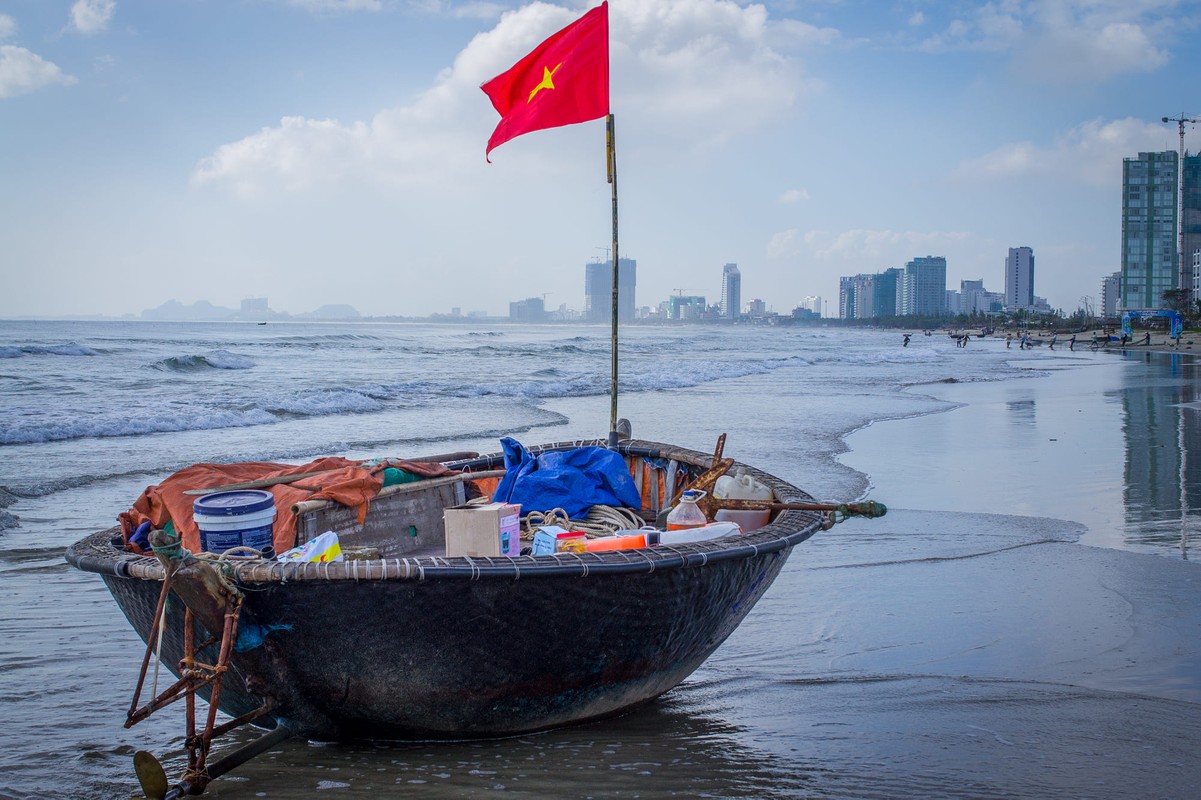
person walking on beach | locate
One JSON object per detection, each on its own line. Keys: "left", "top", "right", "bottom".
{"left": 1006, "top": 333, "right": 1012, "bottom": 349}
{"left": 1049, "top": 334, "right": 1057, "bottom": 350}
{"left": 1144, "top": 332, "right": 1151, "bottom": 346}
{"left": 1069, "top": 334, "right": 1076, "bottom": 351}
{"left": 903, "top": 333, "right": 911, "bottom": 347}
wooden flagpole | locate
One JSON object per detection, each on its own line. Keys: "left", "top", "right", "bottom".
{"left": 606, "top": 113, "right": 620, "bottom": 447}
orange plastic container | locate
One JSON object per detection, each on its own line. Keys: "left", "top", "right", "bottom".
{"left": 584, "top": 533, "right": 648, "bottom": 552}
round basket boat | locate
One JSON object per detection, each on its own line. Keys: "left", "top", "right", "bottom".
{"left": 66, "top": 438, "right": 827, "bottom": 741}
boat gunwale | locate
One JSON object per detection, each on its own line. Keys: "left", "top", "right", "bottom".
{"left": 65, "top": 439, "right": 824, "bottom": 583}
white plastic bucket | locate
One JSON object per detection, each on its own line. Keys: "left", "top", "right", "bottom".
{"left": 193, "top": 489, "right": 276, "bottom": 554}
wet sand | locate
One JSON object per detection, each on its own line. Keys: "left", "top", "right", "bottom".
{"left": 839, "top": 347, "right": 1201, "bottom": 701}
{"left": 843, "top": 346, "right": 1200, "bottom": 556}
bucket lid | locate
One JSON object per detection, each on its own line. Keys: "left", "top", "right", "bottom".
{"left": 193, "top": 489, "right": 276, "bottom": 517}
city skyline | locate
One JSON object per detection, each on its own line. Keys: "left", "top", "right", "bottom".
{"left": 2, "top": 1, "right": 1200, "bottom": 319}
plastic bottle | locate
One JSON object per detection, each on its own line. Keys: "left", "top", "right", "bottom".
{"left": 666, "top": 490, "right": 708, "bottom": 531}
{"left": 713, "top": 468, "right": 774, "bottom": 532}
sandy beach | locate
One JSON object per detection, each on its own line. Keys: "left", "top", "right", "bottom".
{"left": 982, "top": 327, "right": 1199, "bottom": 354}
{"left": 841, "top": 344, "right": 1201, "bottom": 687}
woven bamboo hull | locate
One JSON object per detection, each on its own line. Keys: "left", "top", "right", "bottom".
{"left": 68, "top": 440, "right": 823, "bottom": 740}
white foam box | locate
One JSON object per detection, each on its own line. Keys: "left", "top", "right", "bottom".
{"left": 443, "top": 501, "right": 521, "bottom": 557}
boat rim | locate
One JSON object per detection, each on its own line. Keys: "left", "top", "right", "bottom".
{"left": 65, "top": 438, "right": 825, "bottom": 583}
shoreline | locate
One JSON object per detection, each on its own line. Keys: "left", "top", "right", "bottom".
{"left": 973, "top": 327, "right": 1199, "bottom": 355}
{"left": 841, "top": 343, "right": 1193, "bottom": 558}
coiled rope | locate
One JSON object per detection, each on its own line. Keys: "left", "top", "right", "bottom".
{"left": 521, "top": 505, "right": 646, "bottom": 539}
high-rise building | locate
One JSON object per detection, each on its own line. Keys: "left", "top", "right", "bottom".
{"left": 1183, "top": 153, "right": 1201, "bottom": 303}
{"left": 839, "top": 274, "right": 875, "bottom": 319}
{"left": 838, "top": 276, "right": 857, "bottom": 319}
{"left": 584, "top": 258, "right": 636, "bottom": 323}
{"left": 720, "top": 263, "right": 741, "bottom": 319}
{"left": 837, "top": 267, "right": 908, "bottom": 319}
{"left": 1192, "top": 248, "right": 1201, "bottom": 303}
{"left": 874, "top": 268, "right": 901, "bottom": 317}
{"left": 959, "top": 279, "right": 1002, "bottom": 315}
{"left": 1121, "top": 151, "right": 1178, "bottom": 310}
{"left": 509, "top": 297, "right": 546, "bottom": 323}
{"left": 1004, "top": 247, "right": 1035, "bottom": 310}
{"left": 900, "top": 256, "right": 947, "bottom": 317}
{"left": 1101, "top": 271, "right": 1121, "bottom": 318}
{"left": 668, "top": 295, "right": 706, "bottom": 320}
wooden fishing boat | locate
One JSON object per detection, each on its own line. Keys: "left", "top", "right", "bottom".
{"left": 66, "top": 434, "right": 882, "bottom": 797}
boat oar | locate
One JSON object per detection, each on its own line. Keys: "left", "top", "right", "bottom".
{"left": 712, "top": 498, "right": 888, "bottom": 519}
{"left": 135, "top": 723, "right": 296, "bottom": 800}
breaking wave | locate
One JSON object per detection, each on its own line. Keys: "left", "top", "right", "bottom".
{"left": 0, "top": 343, "right": 99, "bottom": 358}
{"left": 151, "top": 350, "right": 255, "bottom": 371}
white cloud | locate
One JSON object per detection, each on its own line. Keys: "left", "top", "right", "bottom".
{"left": 0, "top": 14, "right": 17, "bottom": 40}
{"left": 0, "top": 45, "right": 77, "bottom": 99}
{"left": 917, "top": 0, "right": 1178, "bottom": 84}
{"left": 70, "top": 0, "right": 116, "bottom": 35}
{"left": 953, "top": 117, "right": 1175, "bottom": 186}
{"left": 193, "top": 116, "right": 375, "bottom": 197}
{"left": 193, "top": 0, "right": 824, "bottom": 195}
{"left": 778, "top": 188, "right": 809, "bottom": 204}
{"left": 767, "top": 228, "right": 798, "bottom": 258}
{"left": 1015, "top": 20, "right": 1168, "bottom": 83}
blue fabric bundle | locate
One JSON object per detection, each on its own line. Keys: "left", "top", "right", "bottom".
{"left": 492, "top": 437, "right": 642, "bottom": 518}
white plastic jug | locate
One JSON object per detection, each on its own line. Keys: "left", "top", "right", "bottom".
{"left": 713, "top": 468, "right": 774, "bottom": 532}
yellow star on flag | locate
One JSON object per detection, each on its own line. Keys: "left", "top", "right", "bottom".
{"left": 527, "top": 63, "right": 563, "bottom": 103}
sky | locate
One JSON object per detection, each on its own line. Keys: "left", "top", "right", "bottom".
{"left": 1, "top": 0, "right": 1199, "bottom": 319}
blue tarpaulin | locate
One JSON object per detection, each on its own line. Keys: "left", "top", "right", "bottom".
{"left": 492, "top": 437, "right": 642, "bottom": 518}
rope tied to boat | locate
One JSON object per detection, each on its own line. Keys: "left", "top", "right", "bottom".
{"left": 149, "top": 532, "right": 190, "bottom": 563}
{"left": 820, "top": 500, "right": 889, "bottom": 530}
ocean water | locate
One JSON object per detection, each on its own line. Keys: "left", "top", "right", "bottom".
{"left": 0, "top": 320, "right": 1198, "bottom": 799}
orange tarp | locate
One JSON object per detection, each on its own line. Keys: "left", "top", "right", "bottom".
{"left": 119, "top": 457, "right": 451, "bottom": 555}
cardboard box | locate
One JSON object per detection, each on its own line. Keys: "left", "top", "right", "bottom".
{"left": 443, "top": 502, "right": 521, "bottom": 558}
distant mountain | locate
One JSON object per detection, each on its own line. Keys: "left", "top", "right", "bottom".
{"left": 141, "top": 299, "right": 235, "bottom": 321}
{"left": 139, "top": 300, "right": 361, "bottom": 321}
{"left": 295, "top": 304, "right": 361, "bottom": 320}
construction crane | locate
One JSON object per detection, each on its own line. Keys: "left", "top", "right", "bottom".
{"left": 1162, "top": 113, "right": 1199, "bottom": 293}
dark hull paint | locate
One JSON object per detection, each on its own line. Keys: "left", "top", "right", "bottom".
{"left": 72, "top": 440, "right": 822, "bottom": 741}
{"left": 99, "top": 544, "right": 791, "bottom": 739}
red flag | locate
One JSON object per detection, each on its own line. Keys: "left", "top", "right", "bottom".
{"left": 482, "top": 2, "right": 609, "bottom": 160}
